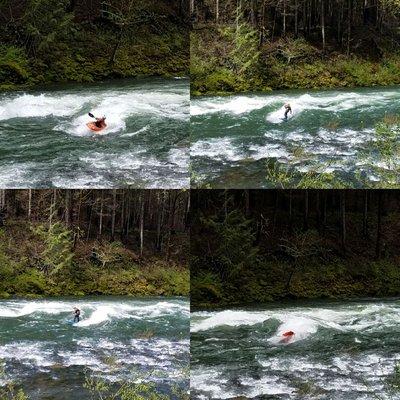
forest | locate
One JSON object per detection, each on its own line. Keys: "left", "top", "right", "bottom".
{"left": 191, "top": 189, "right": 400, "bottom": 307}
{"left": 0, "top": 0, "right": 189, "bottom": 90}
{"left": 191, "top": 0, "right": 400, "bottom": 94}
{"left": 0, "top": 189, "right": 190, "bottom": 297}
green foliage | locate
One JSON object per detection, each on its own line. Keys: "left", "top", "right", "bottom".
{"left": 83, "top": 368, "right": 188, "bottom": 400}
{"left": 387, "top": 362, "right": 400, "bottom": 392}
{"left": 191, "top": 24, "right": 268, "bottom": 94}
{"left": 0, "top": 1, "right": 188, "bottom": 89}
{"left": 201, "top": 210, "right": 259, "bottom": 276}
{"left": 0, "top": 361, "right": 29, "bottom": 400}
{"left": 191, "top": 24, "right": 400, "bottom": 95}
{"left": 0, "top": 220, "right": 188, "bottom": 298}
{"left": 32, "top": 222, "right": 74, "bottom": 276}
{"left": 190, "top": 271, "right": 222, "bottom": 305}
{"left": 265, "top": 160, "right": 349, "bottom": 189}
{"left": 0, "top": 46, "right": 30, "bottom": 89}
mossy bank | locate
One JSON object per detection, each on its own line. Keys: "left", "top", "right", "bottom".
{"left": 0, "top": 0, "right": 189, "bottom": 91}
{"left": 191, "top": 25, "right": 400, "bottom": 96}
{"left": 0, "top": 219, "right": 189, "bottom": 298}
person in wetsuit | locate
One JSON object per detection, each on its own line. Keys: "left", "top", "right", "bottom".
{"left": 284, "top": 103, "right": 292, "bottom": 120}
{"left": 94, "top": 116, "right": 106, "bottom": 128}
{"left": 73, "top": 307, "right": 81, "bottom": 323}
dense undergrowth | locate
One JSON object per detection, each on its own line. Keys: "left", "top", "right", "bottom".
{"left": 0, "top": 220, "right": 189, "bottom": 298}
{"left": 0, "top": 1, "right": 189, "bottom": 90}
{"left": 191, "top": 208, "right": 400, "bottom": 309}
{"left": 191, "top": 24, "right": 400, "bottom": 95}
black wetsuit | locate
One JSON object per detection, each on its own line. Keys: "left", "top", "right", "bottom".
{"left": 284, "top": 107, "right": 292, "bottom": 119}
{"left": 73, "top": 309, "right": 80, "bottom": 323}
{"left": 95, "top": 119, "right": 105, "bottom": 128}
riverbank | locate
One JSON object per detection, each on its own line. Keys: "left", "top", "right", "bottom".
{"left": 191, "top": 25, "right": 400, "bottom": 96}
{"left": 192, "top": 257, "right": 400, "bottom": 309}
{"left": 0, "top": 219, "right": 189, "bottom": 298}
{"left": 0, "top": 2, "right": 189, "bottom": 91}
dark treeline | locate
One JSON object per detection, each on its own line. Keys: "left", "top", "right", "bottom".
{"left": 191, "top": 0, "right": 400, "bottom": 93}
{"left": 0, "top": 189, "right": 189, "bottom": 298}
{"left": 192, "top": 0, "right": 400, "bottom": 53}
{"left": 191, "top": 189, "right": 400, "bottom": 306}
{"left": 0, "top": 0, "right": 189, "bottom": 89}
{"left": 0, "top": 189, "right": 189, "bottom": 260}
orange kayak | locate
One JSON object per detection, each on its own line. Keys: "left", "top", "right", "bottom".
{"left": 86, "top": 122, "right": 107, "bottom": 132}
{"left": 280, "top": 331, "right": 295, "bottom": 343}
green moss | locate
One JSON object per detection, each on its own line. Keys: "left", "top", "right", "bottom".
{"left": 191, "top": 25, "right": 400, "bottom": 95}
{"left": 0, "top": 221, "right": 188, "bottom": 298}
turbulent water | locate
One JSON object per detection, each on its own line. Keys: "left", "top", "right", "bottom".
{"left": 0, "top": 297, "right": 189, "bottom": 399}
{"left": 191, "top": 86, "right": 400, "bottom": 187}
{"left": 0, "top": 78, "right": 189, "bottom": 188}
{"left": 191, "top": 299, "right": 400, "bottom": 399}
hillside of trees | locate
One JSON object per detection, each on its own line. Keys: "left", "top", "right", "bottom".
{"left": 191, "top": 189, "right": 400, "bottom": 307}
{"left": 191, "top": 0, "right": 400, "bottom": 94}
{"left": 0, "top": 189, "right": 189, "bottom": 297}
{"left": 0, "top": 0, "right": 189, "bottom": 90}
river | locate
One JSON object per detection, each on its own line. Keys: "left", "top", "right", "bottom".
{"left": 191, "top": 299, "right": 400, "bottom": 399}
{"left": 0, "top": 77, "right": 189, "bottom": 188}
{"left": 191, "top": 86, "right": 400, "bottom": 188}
{"left": 0, "top": 296, "right": 189, "bottom": 399}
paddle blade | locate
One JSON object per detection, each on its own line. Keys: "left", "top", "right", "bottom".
{"left": 88, "top": 112, "right": 95, "bottom": 118}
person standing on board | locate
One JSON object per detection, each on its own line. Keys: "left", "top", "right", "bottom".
{"left": 284, "top": 103, "right": 292, "bottom": 120}
{"left": 73, "top": 307, "right": 81, "bottom": 323}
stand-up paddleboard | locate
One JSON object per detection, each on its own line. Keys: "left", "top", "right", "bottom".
{"left": 86, "top": 122, "right": 107, "bottom": 132}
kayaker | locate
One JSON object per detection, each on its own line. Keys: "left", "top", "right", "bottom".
{"left": 94, "top": 116, "right": 106, "bottom": 128}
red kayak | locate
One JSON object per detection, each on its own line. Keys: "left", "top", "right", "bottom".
{"left": 280, "top": 331, "right": 295, "bottom": 343}
{"left": 86, "top": 122, "right": 107, "bottom": 132}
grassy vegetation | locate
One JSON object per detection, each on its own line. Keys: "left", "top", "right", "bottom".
{"left": 0, "top": 219, "right": 189, "bottom": 298}
{"left": 191, "top": 24, "right": 400, "bottom": 95}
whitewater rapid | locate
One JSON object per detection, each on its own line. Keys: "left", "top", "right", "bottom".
{"left": 191, "top": 300, "right": 400, "bottom": 399}
{"left": 0, "top": 297, "right": 189, "bottom": 399}
{"left": 191, "top": 86, "right": 400, "bottom": 188}
{"left": 0, "top": 78, "right": 189, "bottom": 188}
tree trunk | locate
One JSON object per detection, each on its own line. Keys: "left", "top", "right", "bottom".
{"left": 321, "top": 0, "right": 326, "bottom": 51}
{"left": 140, "top": 194, "right": 144, "bottom": 256}
{"left": 376, "top": 191, "right": 383, "bottom": 258}
{"left": 28, "top": 189, "right": 32, "bottom": 219}
{"left": 340, "top": 191, "right": 346, "bottom": 253}
{"left": 111, "top": 189, "right": 117, "bottom": 241}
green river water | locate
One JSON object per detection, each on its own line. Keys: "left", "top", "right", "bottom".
{"left": 191, "top": 86, "right": 400, "bottom": 188}
{"left": 0, "top": 77, "right": 189, "bottom": 188}
{"left": 0, "top": 296, "right": 189, "bottom": 399}
{"left": 191, "top": 299, "right": 400, "bottom": 399}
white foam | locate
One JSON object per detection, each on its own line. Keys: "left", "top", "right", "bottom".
{"left": 0, "top": 93, "right": 93, "bottom": 121}
{"left": 190, "top": 138, "right": 244, "bottom": 162}
{"left": 191, "top": 96, "right": 276, "bottom": 116}
{"left": 191, "top": 310, "right": 269, "bottom": 332}
{"left": 121, "top": 126, "right": 149, "bottom": 137}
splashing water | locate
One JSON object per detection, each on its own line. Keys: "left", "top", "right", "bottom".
{"left": 191, "top": 299, "right": 400, "bottom": 399}
{"left": 0, "top": 296, "right": 189, "bottom": 399}
{"left": 191, "top": 86, "right": 400, "bottom": 188}
{"left": 0, "top": 77, "right": 189, "bottom": 188}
